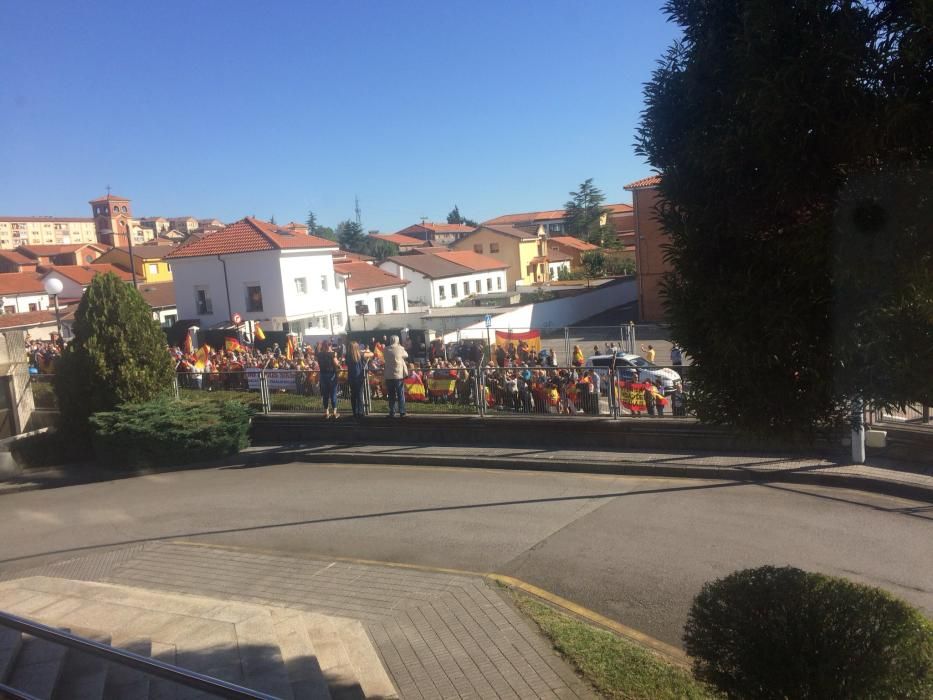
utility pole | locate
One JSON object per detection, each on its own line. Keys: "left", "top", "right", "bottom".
{"left": 354, "top": 196, "right": 362, "bottom": 226}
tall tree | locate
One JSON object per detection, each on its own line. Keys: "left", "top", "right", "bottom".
{"left": 564, "top": 179, "right": 608, "bottom": 241}
{"left": 447, "top": 205, "right": 478, "bottom": 228}
{"left": 359, "top": 237, "right": 400, "bottom": 263}
{"left": 637, "top": 0, "right": 932, "bottom": 433}
{"left": 306, "top": 210, "right": 318, "bottom": 234}
{"left": 54, "top": 273, "right": 175, "bottom": 438}
{"left": 337, "top": 219, "right": 366, "bottom": 252}
{"left": 314, "top": 225, "right": 337, "bottom": 242}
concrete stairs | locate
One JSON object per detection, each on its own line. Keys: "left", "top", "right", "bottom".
{"left": 0, "top": 577, "right": 397, "bottom": 699}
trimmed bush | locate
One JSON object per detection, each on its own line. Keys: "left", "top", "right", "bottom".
{"left": 684, "top": 566, "right": 933, "bottom": 699}
{"left": 10, "top": 431, "right": 92, "bottom": 469}
{"left": 89, "top": 398, "right": 251, "bottom": 469}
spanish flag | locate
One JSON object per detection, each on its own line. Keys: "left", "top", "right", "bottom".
{"left": 193, "top": 343, "right": 212, "bottom": 371}
{"left": 404, "top": 375, "right": 427, "bottom": 402}
{"left": 183, "top": 328, "right": 194, "bottom": 355}
{"left": 224, "top": 337, "right": 246, "bottom": 352}
{"left": 285, "top": 335, "right": 297, "bottom": 360}
{"left": 253, "top": 322, "right": 266, "bottom": 341}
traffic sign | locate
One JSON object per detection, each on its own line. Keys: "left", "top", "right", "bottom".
{"left": 484, "top": 314, "right": 492, "bottom": 328}
{"left": 232, "top": 312, "right": 242, "bottom": 325}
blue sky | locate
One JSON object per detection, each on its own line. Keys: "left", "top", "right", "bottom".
{"left": 0, "top": 1, "right": 678, "bottom": 232}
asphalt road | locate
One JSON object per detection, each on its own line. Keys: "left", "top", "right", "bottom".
{"left": 2, "top": 462, "right": 931, "bottom": 647}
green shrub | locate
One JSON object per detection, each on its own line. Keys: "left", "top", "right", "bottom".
{"left": 55, "top": 273, "right": 175, "bottom": 439}
{"left": 10, "top": 431, "right": 92, "bottom": 469}
{"left": 89, "top": 398, "right": 252, "bottom": 470}
{"left": 684, "top": 566, "right": 933, "bottom": 699}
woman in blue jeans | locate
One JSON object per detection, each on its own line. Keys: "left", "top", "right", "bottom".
{"left": 317, "top": 341, "right": 341, "bottom": 419}
{"left": 346, "top": 341, "right": 368, "bottom": 419}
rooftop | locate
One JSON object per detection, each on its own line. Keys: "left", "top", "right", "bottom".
{"left": 374, "top": 233, "right": 428, "bottom": 247}
{"left": 89, "top": 194, "right": 130, "bottom": 203}
{"left": 137, "top": 281, "right": 176, "bottom": 309}
{"left": 623, "top": 175, "right": 662, "bottom": 190}
{"left": 165, "top": 217, "right": 338, "bottom": 259}
{"left": 411, "top": 222, "right": 476, "bottom": 234}
{"left": 0, "top": 308, "right": 75, "bottom": 331}
{"left": 0, "top": 250, "right": 38, "bottom": 266}
{"left": 17, "top": 243, "right": 106, "bottom": 257}
{"left": 548, "top": 236, "right": 600, "bottom": 252}
{"left": 0, "top": 273, "right": 46, "bottom": 296}
{"left": 45, "top": 264, "right": 134, "bottom": 286}
{"left": 417, "top": 248, "right": 509, "bottom": 272}
{"left": 109, "top": 243, "right": 177, "bottom": 260}
{"left": 474, "top": 224, "right": 539, "bottom": 240}
{"left": 483, "top": 203, "right": 633, "bottom": 226}
{"left": 333, "top": 261, "right": 409, "bottom": 292}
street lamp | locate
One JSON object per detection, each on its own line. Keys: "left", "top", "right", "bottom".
{"left": 339, "top": 273, "right": 352, "bottom": 333}
{"left": 43, "top": 277, "right": 64, "bottom": 338}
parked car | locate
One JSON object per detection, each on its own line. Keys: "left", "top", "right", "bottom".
{"left": 585, "top": 352, "right": 681, "bottom": 392}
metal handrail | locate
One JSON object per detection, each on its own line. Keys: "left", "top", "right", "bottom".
{"left": 0, "top": 611, "right": 278, "bottom": 700}
{"left": 0, "top": 681, "right": 41, "bottom": 700}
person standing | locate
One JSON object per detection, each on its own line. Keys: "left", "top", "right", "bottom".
{"left": 572, "top": 345, "right": 584, "bottom": 367}
{"left": 641, "top": 344, "right": 656, "bottom": 363}
{"left": 318, "top": 341, "right": 340, "bottom": 419}
{"left": 670, "top": 344, "right": 683, "bottom": 368}
{"left": 346, "top": 341, "right": 368, "bottom": 420}
{"left": 384, "top": 335, "right": 409, "bottom": 418}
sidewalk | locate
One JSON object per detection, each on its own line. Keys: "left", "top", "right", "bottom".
{"left": 2, "top": 443, "right": 932, "bottom": 502}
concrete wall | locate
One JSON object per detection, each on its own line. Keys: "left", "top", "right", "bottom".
{"left": 443, "top": 277, "right": 637, "bottom": 342}
{"left": 0, "top": 331, "right": 34, "bottom": 435}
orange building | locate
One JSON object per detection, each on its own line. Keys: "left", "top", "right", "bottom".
{"left": 624, "top": 175, "right": 668, "bottom": 322}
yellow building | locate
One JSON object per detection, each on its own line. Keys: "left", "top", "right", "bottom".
{"left": 0, "top": 217, "right": 99, "bottom": 247}
{"left": 95, "top": 243, "right": 176, "bottom": 282}
{"left": 451, "top": 224, "right": 548, "bottom": 289}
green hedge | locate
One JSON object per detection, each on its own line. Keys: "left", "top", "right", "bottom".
{"left": 89, "top": 398, "right": 252, "bottom": 469}
{"left": 684, "top": 566, "right": 933, "bottom": 699}
{"left": 10, "top": 430, "right": 91, "bottom": 469}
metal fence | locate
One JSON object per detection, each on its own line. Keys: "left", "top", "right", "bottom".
{"left": 871, "top": 403, "right": 932, "bottom": 426}
{"left": 171, "top": 363, "right": 694, "bottom": 419}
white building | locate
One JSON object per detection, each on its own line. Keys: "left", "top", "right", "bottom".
{"left": 333, "top": 261, "right": 409, "bottom": 318}
{"left": 40, "top": 264, "right": 134, "bottom": 301}
{"left": 165, "top": 217, "right": 348, "bottom": 333}
{"left": 0, "top": 274, "right": 50, "bottom": 314}
{"left": 379, "top": 249, "right": 508, "bottom": 308}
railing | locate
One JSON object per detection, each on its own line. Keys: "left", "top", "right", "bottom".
{"left": 871, "top": 403, "right": 932, "bottom": 427}
{"left": 172, "top": 363, "right": 694, "bottom": 419}
{"left": 0, "top": 610, "right": 277, "bottom": 699}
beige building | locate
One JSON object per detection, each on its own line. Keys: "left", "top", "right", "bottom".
{"left": 0, "top": 217, "right": 98, "bottom": 248}
{"left": 451, "top": 224, "right": 549, "bottom": 289}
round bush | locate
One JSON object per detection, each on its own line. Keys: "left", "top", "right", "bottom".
{"left": 683, "top": 566, "right": 933, "bottom": 699}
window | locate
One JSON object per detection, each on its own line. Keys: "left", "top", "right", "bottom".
{"left": 294, "top": 277, "right": 307, "bottom": 295}
{"left": 451, "top": 283, "right": 458, "bottom": 298}
{"left": 391, "top": 294, "right": 398, "bottom": 311}
{"left": 463, "top": 282, "right": 470, "bottom": 296}
{"left": 163, "top": 314, "right": 177, "bottom": 327}
{"left": 28, "top": 303, "right": 38, "bottom": 312}
{"left": 497, "top": 276, "right": 502, "bottom": 290}
{"left": 490, "top": 243, "right": 500, "bottom": 253}
{"left": 246, "top": 285, "right": 263, "bottom": 312}
{"left": 475, "top": 280, "right": 481, "bottom": 293}
{"left": 486, "top": 278, "right": 492, "bottom": 291}
{"left": 4, "top": 305, "right": 14, "bottom": 314}
{"left": 121, "top": 206, "right": 127, "bottom": 213}
{"left": 473, "top": 244, "right": 483, "bottom": 254}
{"left": 148, "top": 263, "right": 158, "bottom": 275}
{"left": 438, "top": 285, "right": 446, "bottom": 300}
{"left": 375, "top": 297, "right": 384, "bottom": 314}
{"left": 85, "top": 254, "right": 95, "bottom": 264}
{"left": 320, "top": 275, "right": 328, "bottom": 291}
{"left": 195, "top": 288, "right": 212, "bottom": 315}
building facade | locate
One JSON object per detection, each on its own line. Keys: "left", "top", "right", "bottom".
{"left": 0, "top": 217, "right": 98, "bottom": 247}
{"left": 380, "top": 250, "right": 508, "bottom": 308}
{"left": 392, "top": 222, "right": 475, "bottom": 246}
{"left": 95, "top": 243, "right": 175, "bottom": 283}
{"left": 624, "top": 175, "right": 667, "bottom": 322}
{"left": 451, "top": 224, "right": 548, "bottom": 289}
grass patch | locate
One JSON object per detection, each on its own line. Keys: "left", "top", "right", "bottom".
{"left": 510, "top": 591, "right": 718, "bottom": 700}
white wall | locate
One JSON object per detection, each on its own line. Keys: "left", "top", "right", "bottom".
{"left": 0, "top": 292, "right": 50, "bottom": 313}
{"left": 279, "top": 251, "right": 343, "bottom": 320}
{"left": 443, "top": 278, "right": 637, "bottom": 342}
{"left": 378, "top": 261, "right": 506, "bottom": 308}
{"left": 379, "top": 261, "right": 434, "bottom": 306}
{"left": 40, "top": 271, "right": 87, "bottom": 300}
{"left": 347, "top": 285, "right": 408, "bottom": 316}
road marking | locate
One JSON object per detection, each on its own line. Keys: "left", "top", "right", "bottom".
{"left": 170, "top": 538, "right": 688, "bottom": 665}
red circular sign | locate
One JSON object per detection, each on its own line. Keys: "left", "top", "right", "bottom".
{"left": 232, "top": 313, "right": 242, "bottom": 325}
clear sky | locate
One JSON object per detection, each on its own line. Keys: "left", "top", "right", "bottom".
{"left": 0, "top": 1, "right": 678, "bottom": 232}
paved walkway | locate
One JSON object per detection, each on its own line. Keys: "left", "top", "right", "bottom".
{"left": 1, "top": 541, "right": 596, "bottom": 700}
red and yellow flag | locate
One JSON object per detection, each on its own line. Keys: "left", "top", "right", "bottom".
{"left": 495, "top": 330, "right": 541, "bottom": 354}
{"left": 285, "top": 335, "right": 297, "bottom": 360}
{"left": 193, "top": 343, "right": 212, "bottom": 371}
{"left": 253, "top": 322, "right": 266, "bottom": 341}
{"left": 224, "top": 337, "right": 246, "bottom": 352}
{"left": 183, "top": 328, "right": 194, "bottom": 355}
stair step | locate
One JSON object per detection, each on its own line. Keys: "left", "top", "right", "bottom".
{"left": 269, "top": 609, "right": 331, "bottom": 700}
{"left": 0, "top": 626, "right": 22, "bottom": 682}
{"left": 54, "top": 628, "right": 112, "bottom": 700}
{"left": 103, "top": 636, "right": 150, "bottom": 700}
{"left": 6, "top": 632, "right": 69, "bottom": 700}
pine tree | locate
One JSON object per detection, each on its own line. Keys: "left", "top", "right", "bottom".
{"left": 564, "top": 179, "right": 607, "bottom": 240}
{"left": 306, "top": 210, "right": 318, "bottom": 235}
{"left": 54, "top": 273, "right": 175, "bottom": 438}
{"left": 337, "top": 220, "right": 366, "bottom": 252}
{"left": 447, "top": 206, "right": 462, "bottom": 224}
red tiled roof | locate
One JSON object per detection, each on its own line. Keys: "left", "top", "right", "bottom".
{"left": 165, "top": 217, "right": 338, "bottom": 259}
{"left": 623, "top": 175, "right": 662, "bottom": 190}
{"left": 474, "top": 224, "right": 539, "bottom": 240}
{"left": 548, "top": 250, "right": 574, "bottom": 262}
{"left": 0, "top": 308, "right": 77, "bottom": 330}
{"left": 333, "top": 262, "right": 409, "bottom": 292}
{"left": 89, "top": 194, "right": 130, "bottom": 203}
{"left": 605, "top": 203, "right": 634, "bottom": 214}
{"left": 110, "top": 243, "right": 177, "bottom": 260}
{"left": 137, "top": 281, "right": 176, "bottom": 309}
{"left": 548, "top": 236, "right": 600, "bottom": 252}
{"left": 0, "top": 250, "right": 38, "bottom": 266}
{"left": 45, "top": 264, "right": 134, "bottom": 286}
{"left": 375, "top": 233, "right": 428, "bottom": 247}
{"left": 0, "top": 273, "right": 46, "bottom": 295}
{"left": 332, "top": 250, "right": 375, "bottom": 263}
{"left": 0, "top": 216, "right": 95, "bottom": 223}
{"left": 17, "top": 244, "right": 89, "bottom": 257}
{"left": 416, "top": 249, "right": 509, "bottom": 272}
{"left": 420, "top": 222, "right": 475, "bottom": 234}
{"left": 484, "top": 203, "right": 633, "bottom": 226}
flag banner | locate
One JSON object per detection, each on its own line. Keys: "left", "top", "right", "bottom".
{"left": 254, "top": 323, "right": 266, "bottom": 341}
{"left": 495, "top": 330, "right": 541, "bottom": 354}
{"left": 184, "top": 328, "right": 194, "bottom": 355}
{"left": 404, "top": 375, "right": 427, "bottom": 402}
{"left": 285, "top": 335, "right": 296, "bottom": 360}
{"left": 193, "top": 343, "right": 212, "bottom": 370}
{"left": 224, "top": 337, "right": 246, "bottom": 352}
{"left": 427, "top": 376, "right": 457, "bottom": 398}
{"left": 615, "top": 380, "right": 668, "bottom": 412}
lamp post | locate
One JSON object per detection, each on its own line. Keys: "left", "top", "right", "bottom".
{"left": 340, "top": 273, "right": 352, "bottom": 333}
{"left": 43, "top": 277, "right": 64, "bottom": 338}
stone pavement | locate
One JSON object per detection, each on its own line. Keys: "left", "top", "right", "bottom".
{"left": 0, "top": 541, "right": 596, "bottom": 700}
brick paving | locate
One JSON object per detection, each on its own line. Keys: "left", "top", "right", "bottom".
{"left": 0, "top": 541, "right": 596, "bottom": 699}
